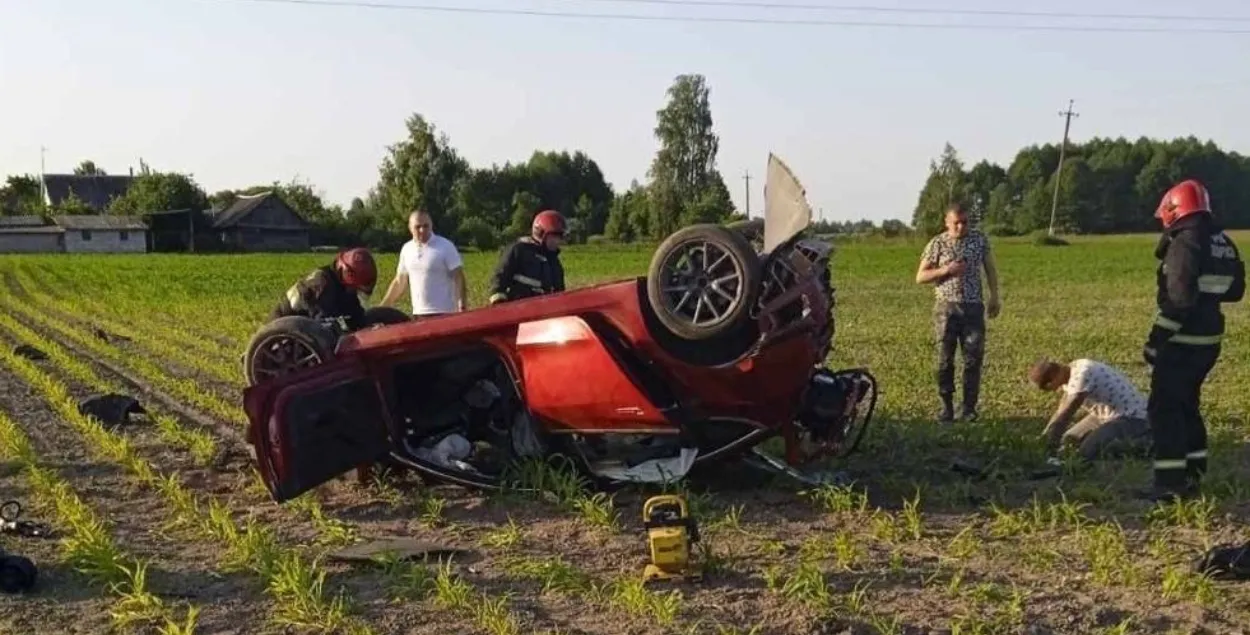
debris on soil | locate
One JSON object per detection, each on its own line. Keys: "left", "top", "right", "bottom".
{"left": 12, "top": 344, "right": 46, "bottom": 361}
{"left": 90, "top": 327, "right": 131, "bottom": 344}
{"left": 327, "top": 537, "right": 471, "bottom": 564}
{"left": 77, "top": 394, "right": 146, "bottom": 429}
{"left": 0, "top": 549, "right": 38, "bottom": 594}
{"left": 1, "top": 500, "right": 53, "bottom": 539}
{"left": 1196, "top": 542, "right": 1250, "bottom": 580}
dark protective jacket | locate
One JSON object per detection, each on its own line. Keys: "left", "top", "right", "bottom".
{"left": 1146, "top": 213, "right": 1245, "bottom": 355}
{"left": 269, "top": 264, "right": 367, "bottom": 331}
{"left": 487, "top": 237, "right": 565, "bottom": 304}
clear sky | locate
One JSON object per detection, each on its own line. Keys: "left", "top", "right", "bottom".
{"left": 3, "top": 0, "right": 1250, "bottom": 225}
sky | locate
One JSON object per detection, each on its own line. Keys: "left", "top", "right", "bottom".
{"left": 4, "top": 0, "right": 1250, "bottom": 225}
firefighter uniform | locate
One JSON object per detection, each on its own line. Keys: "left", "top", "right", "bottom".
{"left": 1143, "top": 189, "right": 1245, "bottom": 498}
{"left": 270, "top": 264, "right": 369, "bottom": 331}
{"left": 487, "top": 236, "right": 566, "bottom": 304}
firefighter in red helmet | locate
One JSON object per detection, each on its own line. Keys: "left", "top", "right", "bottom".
{"left": 270, "top": 247, "right": 378, "bottom": 331}
{"left": 1141, "top": 179, "right": 1244, "bottom": 503}
{"left": 487, "top": 209, "right": 567, "bottom": 305}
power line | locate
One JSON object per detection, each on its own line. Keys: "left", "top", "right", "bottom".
{"left": 198, "top": 0, "right": 1250, "bottom": 33}
{"left": 556, "top": 0, "right": 1250, "bottom": 24}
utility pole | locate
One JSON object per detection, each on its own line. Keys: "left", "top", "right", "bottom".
{"left": 1048, "top": 99, "right": 1079, "bottom": 236}
{"left": 743, "top": 171, "right": 751, "bottom": 216}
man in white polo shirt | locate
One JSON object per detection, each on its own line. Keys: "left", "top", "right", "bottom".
{"left": 1028, "top": 357, "right": 1151, "bottom": 462}
{"left": 380, "top": 210, "right": 467, "bottom": 317}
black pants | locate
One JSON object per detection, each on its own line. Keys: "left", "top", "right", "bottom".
{"left": 1148, "top": 343, "right": 1220, "bottom": 490}
{"left": 933, "top": 301, "right": 986, "bottom": 409}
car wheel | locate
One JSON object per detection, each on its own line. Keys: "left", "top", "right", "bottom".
{"left": 363, "top": 306, "right": 411, "bottom": 327}
{"left": 727, "top": 218, "right": 765, "bottom": 251}
{"left": 647, "top": 223, "right": 762, "bottom": 341}
{"left": 242, "top": 316, "right": 339, "bottom": 387}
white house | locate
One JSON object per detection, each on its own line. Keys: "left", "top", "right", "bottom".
{"left": 0, "top": 216, "right": 64, "bottom": 253}
{"left": 52, "top": 215, "right": 149, "bottom": 253}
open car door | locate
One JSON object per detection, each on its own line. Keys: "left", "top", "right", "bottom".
{"left": 243, "top": 357, "right": 392, "bottom": 503}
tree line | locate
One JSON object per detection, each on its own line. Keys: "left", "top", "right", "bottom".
{"left": 912, "top": 136, "right": 1250, "bottom": 237}
{"left": 0, "top": 74, "right": 755, "bottom": 251}
{"left": 8, "top": 86, "right": 1248, "bottom": 247}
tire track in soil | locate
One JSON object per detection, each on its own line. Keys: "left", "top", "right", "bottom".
{"left": 0, "top": 301, "right": 582, "bottom": 634}
{"left": 3, "top": 266, "right": 829, "bottom": 634}
{"left": 25, "top": 263, "right": 242, "bottom": 354}
{"left": 0, "top": 360, "right": 267, "bottom": 635}
{"left": 0, "top": 460, "right": 117, "bottom": 635}
{"left": 8, "top": 267, "right": 244, "bottom": 405}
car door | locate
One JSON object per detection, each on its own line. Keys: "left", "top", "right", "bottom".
{"left": 243, "top": 356, "right": 392, "bottom": 503}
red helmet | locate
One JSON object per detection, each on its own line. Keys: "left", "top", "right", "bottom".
{"left": 532, "top": 209, "right": 567, "bottom": 241}
{"left": 1155, "top": 179, "right": 1211, "bottom": 228}
{"left": 334, "top": 247, "right": 377, "bottom": 294}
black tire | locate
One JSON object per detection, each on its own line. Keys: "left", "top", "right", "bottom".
{"left": 242, "top": 316, "right": 340, "bottom": 387}
{"left": 363, "top": 306, "right": 411, "bottom": 327}
{"left": 727, "top": 218, "right": 765, "bottom": 250}
{"left": 0, "top": 555, "right": 37, "bottom": 594}
{"left": 646, "top": 224, "right": 762, "bottom": 341}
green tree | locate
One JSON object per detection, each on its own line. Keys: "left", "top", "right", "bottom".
{"left": 373, "top": 113, "right": 471, "bottom": 239}
{"left": 911, "top": 143, "right": 967, "bottom": 235}
{"left": 73, "top": 160, "right": 106, "bottom": 176}
{"left": 645, "top": 74, "right": 735, "bottom": 239}
{"left": 54, "top": 191, "right": 94, "bottom": 215}
{"left": 914, "top": 135, "right": 1250, "bottom": 235}
{"left": 0, "top": 175, "right": 44, "bottom": 215}
{"left": 107, "top": 171, "right": 209, "bottom": 215}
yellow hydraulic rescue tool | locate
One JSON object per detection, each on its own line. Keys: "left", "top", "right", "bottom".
{"left": 641, "top": 494, "right": 703, "bottom": 584}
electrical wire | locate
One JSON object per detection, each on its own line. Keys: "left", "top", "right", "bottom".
{"left": 555, "top": 0, "right": 1250, "bottom": 24}
{"left": 197, "top": 0, "right": 1250, "bottom": 33}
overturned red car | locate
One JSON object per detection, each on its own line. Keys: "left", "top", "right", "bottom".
{"left": 241, "top": 154, "right": 877, "bottom": 503}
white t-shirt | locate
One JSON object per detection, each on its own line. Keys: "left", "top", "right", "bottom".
{"left": 1063, "top": 359, "right": 1148, "bottom": 421}
{"left": 396, "top": 234, "right": 463, "bottom": 315}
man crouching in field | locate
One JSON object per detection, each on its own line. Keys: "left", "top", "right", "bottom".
{"left": 1029, "top": 358, "right": 1152, "bottom": 463}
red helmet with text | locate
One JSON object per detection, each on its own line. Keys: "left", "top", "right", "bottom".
{"left": 532, "top": 209, "right": 567, "bottom": 241}
{"left": 334, "top": 247, "right": 377, "bottom": 295}
{"left": 1155, "top": 179, "right": 1211, "bottom": 229}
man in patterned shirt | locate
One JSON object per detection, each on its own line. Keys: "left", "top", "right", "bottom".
{"left": 1028, "top": 358, "right": 1152, "bottom": 462}
{"left": 915, "top": 204, "right": 1001, "bottom": 423}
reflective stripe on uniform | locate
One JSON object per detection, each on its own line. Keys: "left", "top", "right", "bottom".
{"left": 285, "top": 285, "right": 301, "bottom": 308}
{"left": 1154, "top": 314, "right": 1182, "bottom": 331}
{"left": 1186, "top": 450, "right": 1208, "bottom": 460}
{"left": 1198, "top": 274, "right": 1235, "bottom": 294}
{"left": 1169, "top": 333, "right": 1222, "bottom": 345}
{"left": 1154, "top": 459, "right": 1187, "bottom": 470}
{"left": 513, "top": 274, "right": 543, "bottom": 289}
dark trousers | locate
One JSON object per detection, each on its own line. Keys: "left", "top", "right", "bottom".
{"left": 933, "top": 301, "right": 986, "bottom": 410}
{"left": 1148, "top": 343, "right": 1220, "bottom": 490}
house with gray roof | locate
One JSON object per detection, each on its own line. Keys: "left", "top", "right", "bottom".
{"left": 0, "top": 216, "right": 65, "bottom": 253}
{"left": 209, "top": 191, "right": 310, "bottom": 252}
{"left": 53, "top": 215, "right": 149, "bottom": 253}
{"left": 0, "top": 214, "right": 149, "bottom": 253}
{"left": 42, "top": 174, "right": 136, "bottom": 212}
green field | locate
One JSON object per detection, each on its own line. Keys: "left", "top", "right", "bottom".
{"left": 0, "top": 232, "right": 1247, "bottom": 634}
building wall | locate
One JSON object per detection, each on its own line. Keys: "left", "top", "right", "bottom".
{"left": 221, "top": 227, "right": 310, "bottom": 252}
{"left": 0, "top": 233, "right": 64, "bottom": 253}
{"left": 63, "top": 228, "right": 149, "bottom": 253}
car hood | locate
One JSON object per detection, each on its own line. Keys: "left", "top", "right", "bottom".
{"left": 762, "top": 153, "right": 815, "bottom": 255}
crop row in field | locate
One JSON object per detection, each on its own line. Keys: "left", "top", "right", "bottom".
{"left": 1, "top": 232, "right": 1248, "bottom": 634}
